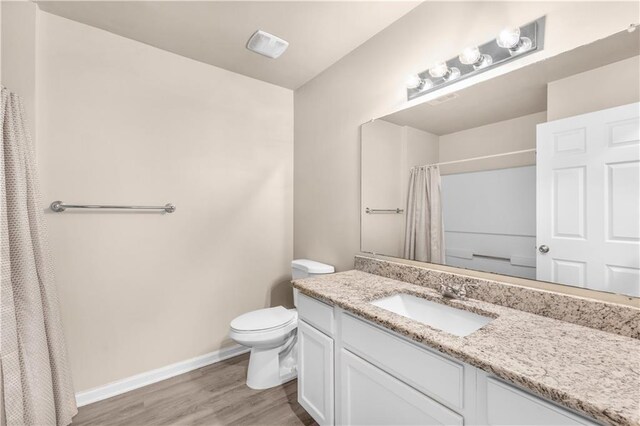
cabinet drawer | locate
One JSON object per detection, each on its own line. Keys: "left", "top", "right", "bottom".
{"left": 340, "top": 349, "right": 463, "bottom": 426}
{"left": 341, "top": 313, "right": 464, "bottom": 411}
{"left": 486, "top": 378, "right": 598, "bottom": 425}
{"left": 297, "top": 293, "right": 334, "bottom": 336}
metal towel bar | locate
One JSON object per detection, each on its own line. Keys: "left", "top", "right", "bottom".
{"left": 365, "top": 207, "right": 404, "bottom": 214}
{"left": 50, "top": 201, "right": 176, "bottom": 213}
{"left": 473, "top": 253, "right": 510, "bottom": 262}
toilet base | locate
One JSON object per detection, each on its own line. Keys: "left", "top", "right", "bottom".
{"left": 247, "top": 366, "right": 297, "bottom": 390}
{"left": 246, "top": 334, "right": 297, "bottom": 390}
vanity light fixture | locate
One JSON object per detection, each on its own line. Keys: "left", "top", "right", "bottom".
{"left": 406, "top": 16, "right": 545, "bottom": 101}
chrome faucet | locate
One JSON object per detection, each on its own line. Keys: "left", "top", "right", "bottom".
{"left": 440, "top": 280, "right": 467, "bottom": 300}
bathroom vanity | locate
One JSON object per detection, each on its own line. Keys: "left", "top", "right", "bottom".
{"left": 293, "top": 261, "right": 640, "bottom": 426}
{"left": 294, "top": 26, "right": 640, "bottom": 426}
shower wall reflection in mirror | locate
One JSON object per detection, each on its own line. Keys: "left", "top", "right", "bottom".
{"left": 361, "top": 30, "right": 640, "bottom": 297}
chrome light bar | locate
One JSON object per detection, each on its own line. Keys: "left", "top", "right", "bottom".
{"left": 406, "top": 16, "right": 545, "bottom": 101}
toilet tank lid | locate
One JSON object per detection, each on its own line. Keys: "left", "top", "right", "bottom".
{"left": 292, "top": 259, "right": 335, "bottom": 274}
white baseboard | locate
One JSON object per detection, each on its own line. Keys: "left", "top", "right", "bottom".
{"left": 75, "top": 345, "right": 250, "bottom": 407}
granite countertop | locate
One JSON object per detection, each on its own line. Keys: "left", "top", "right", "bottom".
{"left": 292, "top": 270, "right": 640, "bottom": 426}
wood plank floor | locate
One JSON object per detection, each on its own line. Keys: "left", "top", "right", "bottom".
{"left": 72, "top": 354, "right": 317, "bottom": 426}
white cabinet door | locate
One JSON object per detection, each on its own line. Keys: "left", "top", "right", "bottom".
{"left": 298, "top": 320, "right": 334, "bottom": 425}
{"left": 484, "top": 378, "right": 598, "bottom": 426}
{"left": 339, "top": 349, "right": 463, "bottom": 426}
{"left": 537, "top": 102, "right": 640, "bottom": 296}
{"left": 341, "top": 312, "right": 465, "bottom": 411}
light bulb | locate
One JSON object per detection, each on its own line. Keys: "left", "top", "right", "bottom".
{"left": 446, "top": 67, "right": 461, "bottom": 81}
{"left": 405, "top": 74, "right": 423, "bottom": 90}
{"left": 497, "top": 27, "right": 521, "bottom": 49}
{"left": 421, "top": 79, "right": 434, "bottom": 90}
{"left": 428, "top": 62, "right": 450, "bottom": 79}
{"left": 475, "top": 54, "right": 492, "bottom": 69}
{"left": 458, "top": 46, "right": 481, "bottom": 65}
{"left": 405, "top": 75, "right": 435, "bottom": 92}
{"left": 459, "top": 47, "right": 493, "bottom": 70}
{"left": 497, "top": 26, "right": 532, "bottom": 55}
{"left": 429, "top": 62, "right": 460, "bottom": 82}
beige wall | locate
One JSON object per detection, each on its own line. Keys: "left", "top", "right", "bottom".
{"left": 36, "top": 12, "right": 293, "bottom": 391}
{"left": 1, "top": 1, "right": 37, "bottom": 137}
{"left": 361, "top": 120, "right": 404, "bottom": 256}
{"left": 403, "top": 125, "right": 439, "bottom": 169}
{"left": 547, "top": 55, "right": 640, "bottom": 121}
{"left": 294, "top": 1, "right": 639, "bottom": 273}
{"left": 361, "top": 121, "right": 437, "bottom": 257}
{"left": 438, "top": 111, "right": 546, "bottom": 175}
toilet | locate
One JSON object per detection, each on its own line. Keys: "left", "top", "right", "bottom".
{"left": 229, "top": 259, "right": 334, "bottom": 390}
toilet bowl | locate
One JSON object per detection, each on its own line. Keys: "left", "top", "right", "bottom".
{"left": 229, "top": 259, "right": 334, "bottom": 390}
{"left": 229, "top": 306, "right": 298, "bottom": 390}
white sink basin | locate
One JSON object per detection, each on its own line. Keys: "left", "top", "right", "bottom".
{"left": 370, "top": 293, "right": 493, "bottom": 337}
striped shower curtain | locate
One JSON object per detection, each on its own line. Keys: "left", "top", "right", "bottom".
{"left": 403, "top": 165, "right": 446, "bottom": 264}
{"left": 0, "top": 86, "right": 77, "bottom": 425}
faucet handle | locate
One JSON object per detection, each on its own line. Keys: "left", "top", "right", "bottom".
{"left": 440, "top": 282, "right": 467, "bottom": 300}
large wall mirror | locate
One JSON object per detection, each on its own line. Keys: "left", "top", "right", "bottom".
{"left": 361, "top": 29, "right": 640, "bottom": 298}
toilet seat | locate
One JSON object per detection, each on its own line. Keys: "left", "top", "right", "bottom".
{"left": 230, "top": 306, "right": 296, "bottom": 333}
{"left": 229, "top": 307, "right": 298, "bottom": 348}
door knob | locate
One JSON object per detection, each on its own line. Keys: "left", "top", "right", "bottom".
{"left": 538, "top": 245, "right": 550, "bottom": 254}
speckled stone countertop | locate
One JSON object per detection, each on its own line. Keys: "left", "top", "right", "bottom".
{"left": 292, "top": 270, "right": 640, "bottom": 426}
{"left": 355, "top": 255, "right": 640, "bottom": 339}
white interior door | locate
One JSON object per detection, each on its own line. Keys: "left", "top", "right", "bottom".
{"left": 537, "top": 102, "right": 640, "bottom": 296}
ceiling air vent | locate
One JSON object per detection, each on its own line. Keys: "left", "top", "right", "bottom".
{"left": 427, "top": 92, "right": 459, "bottom": 106}
{"left": 246, "top": 30, "right": 289, "bottom": 59}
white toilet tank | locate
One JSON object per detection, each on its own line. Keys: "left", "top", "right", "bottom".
{"left": 291, "top": 259, "right": 334, "bottom": 307}
{"left": 291, "top": 259, "right": 335, "bottom": 280}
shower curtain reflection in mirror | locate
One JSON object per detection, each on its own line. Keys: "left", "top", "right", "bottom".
{"left": 403, "top": 166, "right": 445, "bottom": 263}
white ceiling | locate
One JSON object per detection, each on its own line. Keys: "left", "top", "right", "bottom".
{"left": 36, "top": 1, "right": 421, "bottom": 89}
